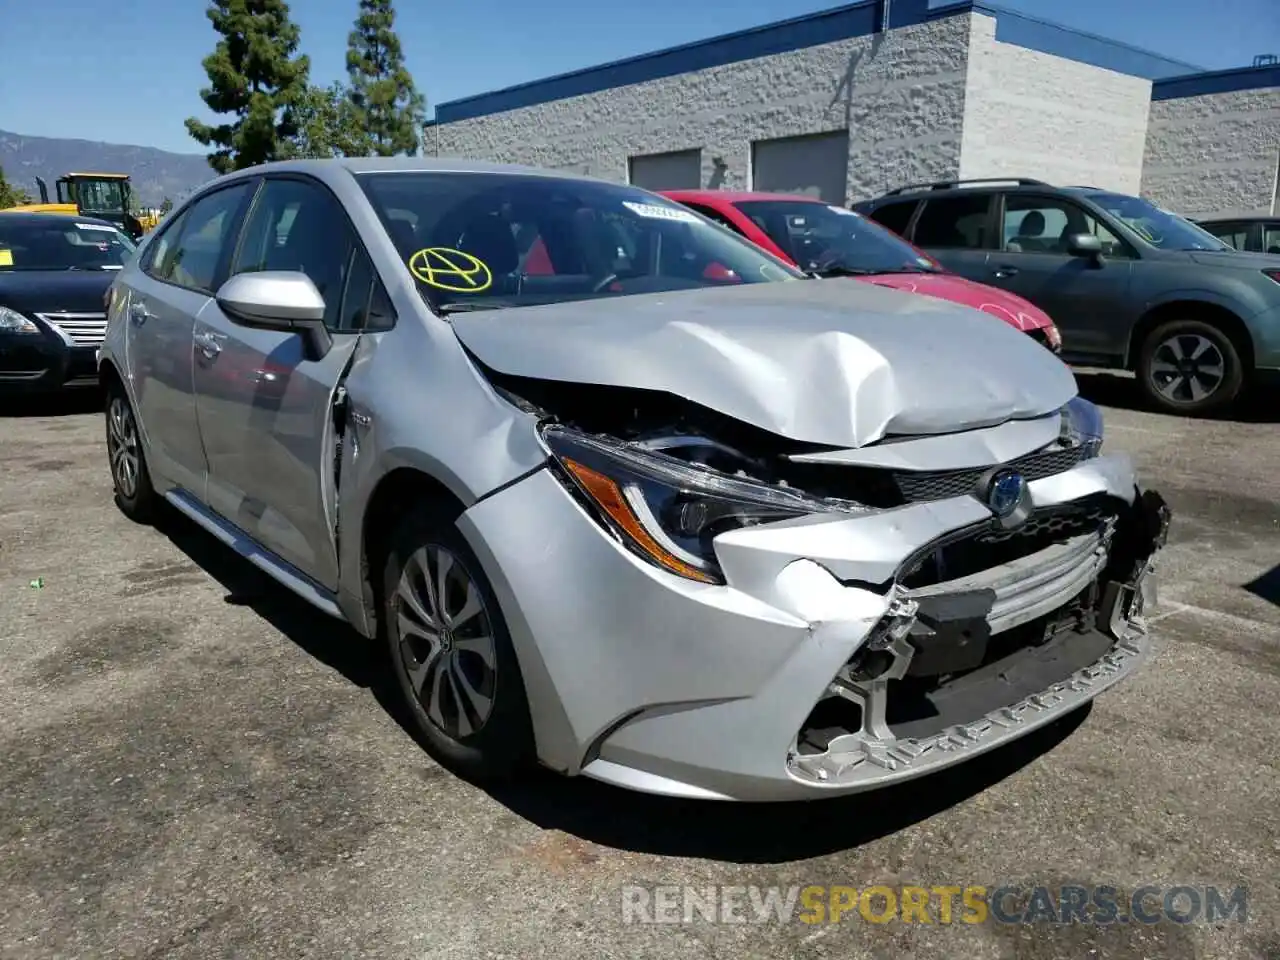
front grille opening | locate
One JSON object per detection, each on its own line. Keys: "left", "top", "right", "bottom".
{"left": 795, "top": 696, "right": 864, "bottom": 756}
{"left": 884, "top": 604, "right": 1112, "bottom": 740}
{"left": 899, "top": 497, "right": 1116, "bottom": 590}
{"left": 893, "top": 443, "right": 1088, "bottom": 504}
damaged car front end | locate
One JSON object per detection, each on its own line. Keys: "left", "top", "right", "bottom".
{"left": 452, "top": 335, "right": 1170, "bottom": 802}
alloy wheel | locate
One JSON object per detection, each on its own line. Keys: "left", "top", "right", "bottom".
{"left": 395, "top": 545, "right": 498, "bottom": 739}
{"left": 107, "top": 396, "right": 141, "bottom": 499}
{"left": 1148, "top": 333, "right": 1226, "bottom": 404}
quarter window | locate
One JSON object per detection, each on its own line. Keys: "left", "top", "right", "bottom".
{"left": 1199, "top": 222, "right": 1249, "bottom": 250}
{"left": 231, "top": 178, "right": 356, "bottom": 330}
{"left": 911, "top": 195, "right": 992, "bottom": 249}
{"left": 1263, "top": 224, "right": 1280, "bottom": 255}
{"left": 866, "top": 200, "right": 917, "bottom": 237}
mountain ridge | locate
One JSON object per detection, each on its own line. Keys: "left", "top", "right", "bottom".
{"left": 0, "top": 129, "right": 215, "bottom": 207}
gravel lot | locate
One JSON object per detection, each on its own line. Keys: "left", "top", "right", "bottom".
{"left": 1, "top": 373, "right": 1277, "bottom": 960}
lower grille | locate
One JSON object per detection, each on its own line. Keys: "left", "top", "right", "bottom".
{"left": 35, "top": 312, "right": 108, "bottom": 346}
{"left": 892, "top": 443, "right": 1088, "bottom": 503}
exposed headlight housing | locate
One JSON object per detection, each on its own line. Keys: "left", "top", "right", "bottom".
{"left": 541, "top": 425, "right": 870, "bottom": 584}
{"left": 1060, "top": 396, "right": 1104, "bottom": 458}
{"left": 0, "top": 305, "right": 39, "bottom": 335}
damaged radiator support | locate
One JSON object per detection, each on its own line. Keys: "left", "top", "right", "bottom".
{"left": 788, "top": 489, "right": 1171, "bottom": 786}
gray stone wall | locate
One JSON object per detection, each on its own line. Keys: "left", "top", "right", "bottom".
{"left": 430, "top": 15, "right": 975, "bottom": 204}
{"left": 1141, "top": 87, "right": 1280, "bottom": 217}
{"left": 958, "top": 14, "right": 1153, "bottom": 192}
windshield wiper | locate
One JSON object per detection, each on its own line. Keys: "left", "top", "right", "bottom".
{"left": 435, "top": 301, "right": 512, "bottom": 315}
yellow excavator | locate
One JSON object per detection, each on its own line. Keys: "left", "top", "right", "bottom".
{"left": 1, "top": 172, "right": 159, "bottom": 239}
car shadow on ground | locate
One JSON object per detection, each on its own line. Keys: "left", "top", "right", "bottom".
{"left": 1, "top": 388, "right": 103, "bottom": 418}
{"left": 1244, "top": 562, "right": 1280, "bottom": 608}
{"left": 153, "top": 503, "right": 1090, "bottom": 863}
{"left": 1073, "top": 369, "right": 1280, "bottom": 424}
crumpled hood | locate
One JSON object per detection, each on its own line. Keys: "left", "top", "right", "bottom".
{"left": 856, "top": 272, "right": 1056, "bottom": 332}
{"left": 451, "top": 279, "right": 1077, "bottom": 448}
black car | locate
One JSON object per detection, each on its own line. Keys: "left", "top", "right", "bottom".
{"left": 1193, "top": 216, "right": 1280, "bottom": 256}
{"left": 0, "top": 212, "right": 137, "bottom": 395}
{"left": 854, "top": 178, "right": 1280, "bottom": 416}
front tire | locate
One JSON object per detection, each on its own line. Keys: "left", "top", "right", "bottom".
{"left": 1137, "top": 319, "right": 1245, "bottom": 416}
{"left": 105, "top": 382, "right": 157, "bottom": 523}
{"left": 382, "top": 504, "right": 535, "bottom": 782}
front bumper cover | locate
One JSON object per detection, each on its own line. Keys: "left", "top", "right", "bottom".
{"left": 458, "top": 454, "right": 1171, "bottom": 801}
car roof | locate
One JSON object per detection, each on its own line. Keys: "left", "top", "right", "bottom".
{"left": 662, "top": 189, "right": 833, "bottom": 206}
{"left": 870, "top": 181, "right": 1116, "bottom": 203}
{"left": 0, "top": 210, "right": 120, "bottom": 229}
{"left": 1194, "top": 215, "right": 1279, "bottom": 225}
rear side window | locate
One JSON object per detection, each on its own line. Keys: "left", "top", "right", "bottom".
{"left": 912, "top": 195, "right": 992, "bottom": 249}
{"left": 1264, "top": 224, "right": 1280, "bottom": 255}
{"left": 147, "top": 184, "right": 251, "bottom": 293}
{"left": 685, "top": 202, "right": 744, "bottom": 234}
{"left": 866, "top": 200, "right": 917, "bottom": 237}
{"left": 1199, "top": 221, "right": 1248, "bottom": 249}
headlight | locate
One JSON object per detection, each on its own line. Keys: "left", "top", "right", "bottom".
{"left": 1060, "top": 396, "right": 1103, "bottom": 457}
{"left": 541, "top": 425, "right": 869, "bottom": 584}
{"left": 0, "top": 306, "right": 39, "bottom": 334}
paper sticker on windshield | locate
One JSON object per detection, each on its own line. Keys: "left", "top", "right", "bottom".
{"left": 827, "top": 205, "right": 859, "bottom": 216}
{"left": 75, "top": 222, "right": 118, "bottom": 232}
{"left": 622, "top": 201, "right": 699, "bottom": 223}
{"left": 0, "top": 249, "right": 12, "bottom": 267}
{"left": 408, "top": 247, "right": 492, "bottom": 293}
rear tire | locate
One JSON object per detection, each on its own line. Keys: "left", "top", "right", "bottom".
{"left": 1137, "top": 319, "right": 1245, "bottom": 416}
{"left": 382, "top": 503, "right": 536, "bottom": 783}
{"left": 104, "top": 382, "right": 157, "bottom": 523}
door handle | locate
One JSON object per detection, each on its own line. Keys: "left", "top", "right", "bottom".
{"left": 193, "top": 330, "right": 224, "bottom": 359}
{"left": 992, "top": 265, "right": 1019, "bottom": 279}
{"left": 129, "top": 302, "right": 153, "bottom": 326}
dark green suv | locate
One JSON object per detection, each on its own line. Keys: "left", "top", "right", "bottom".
{"left": 855, "top": 178, "right": 1280, "bottom": 416}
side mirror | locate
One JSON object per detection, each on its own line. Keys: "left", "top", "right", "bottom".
{"left": 1066, "top": 233, "right": 1103, "bottom": 259}
{"left": 215, "top": 271, "right": 332, "bottom": 361}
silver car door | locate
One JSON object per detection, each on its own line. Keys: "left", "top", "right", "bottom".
{"left": 122, "top": 181, "right": 254, "bottom": 498}
{"left": 193, "top": 175, "right": 373, "bottom": 590}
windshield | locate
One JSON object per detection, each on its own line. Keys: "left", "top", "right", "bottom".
{"left": 359, "top": 172, "right": 804, "bottom": 312}
{"left": 733, "top": 200, "right": 942, "bottom": 275}
{"left": 72, "top": 179, "right": 127, "bottom": 215}
{"left": 0, "top": 219, "right": 136, "bottom": 272}
{"left": 1084, "top": 192, "right": 1230, "bottom": 251}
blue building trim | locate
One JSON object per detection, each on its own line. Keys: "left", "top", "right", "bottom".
{"left": 1152, "top": 64, "right": 1280, "bottom": 101}
{"left": 969, "top": 3, "right": 1200, "bottom": 80}
{"left": 429, "top": 0, "right": 1209, "bottom": 126}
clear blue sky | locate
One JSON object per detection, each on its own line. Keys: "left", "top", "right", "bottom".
{"left": 1, "top": 0, "right": 1276, "bottom": 154}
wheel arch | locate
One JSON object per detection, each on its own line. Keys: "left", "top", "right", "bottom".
{"left": 1126, "top": 300, "right": 1255, "bottom": 374}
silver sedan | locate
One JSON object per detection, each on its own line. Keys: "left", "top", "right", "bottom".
{"left": 97, "top": 158, "right": 1170, "bottom": 801}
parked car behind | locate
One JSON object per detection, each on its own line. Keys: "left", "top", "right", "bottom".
{"left": 0, "top": 211, "right": 136, "bottom": 395}
{"left": 1194, "top": 216, "right": 1280, "bottom": 256}
{"left": 663, "top": 189, "right": 1061, "bottom": 353}
{"left": 855, "top": 178, "right": 1280, "bottom": 415}
{"left": 99, "top": 158, "right": 1170, "bottom": 802}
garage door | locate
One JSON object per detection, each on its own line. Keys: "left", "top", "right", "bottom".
{"left": 751, "top": 131, "right": 849, "bottom": 204}
{"left": 628, "top": 149, "right": 702, "bottom": 191}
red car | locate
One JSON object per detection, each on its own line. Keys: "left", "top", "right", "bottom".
{"left": 661, "top": 190, "right": 1062, "bottom": 352}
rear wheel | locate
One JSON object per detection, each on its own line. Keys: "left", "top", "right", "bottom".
{"left": 105, "top": 383, "right": 157, "bottom": 522}
{"left": 382, "top": 505, "right": 535, "bottom": 782}
{"left": 1137, "top": 319, "right": 1245, "bottom": 416}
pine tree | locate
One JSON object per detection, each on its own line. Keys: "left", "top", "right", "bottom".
{"left": 0, "top": 166, "right": 31, "bottom": 208}
{"left": 282, "top": 84, "right": 363, "bottom": 159}
{"left": 345, "top": 0, "right": 426, "bottom": 156}
{"left": 185, "top": 0, "right": 312, "bottom": 174}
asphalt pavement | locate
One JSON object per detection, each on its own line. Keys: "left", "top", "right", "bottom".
{"left": 1, "top": 372, "right": 1277, "bottom": 960}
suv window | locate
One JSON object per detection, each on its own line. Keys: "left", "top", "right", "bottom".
{"left": 1262, "top": 224, "right": 1280, "bottom": 255}
{"left": 147, "top": 183, "right": 250, "bottom": 292}
{"left": 911, "top": 195, "right": 991, "bottom": 249}
{"left": 866, "top": 200, "right": 917, "bottom": 237}
{"left": 1199, "top": 221, "right": 1249, "bottom": 250}
{"left": 232, "top": 178, "right": 356, "bottom": 330}
{"left": 1001, "top": 195, "right": 1129, "bottom": 257}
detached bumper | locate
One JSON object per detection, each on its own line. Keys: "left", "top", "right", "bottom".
{"left": 458, "top": 454, "right": 1170, "bottom": 801}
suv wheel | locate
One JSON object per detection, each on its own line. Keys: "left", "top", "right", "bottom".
{"left": 383, "top": 505, "right": 535, "bottom": 782}
{"left": 105, "top": 383, "right": 158, "bottom": 522}
{"left": 1137, "top": 319, "right": 1245, "bottom": 416}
